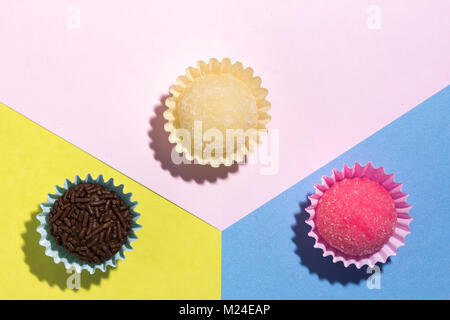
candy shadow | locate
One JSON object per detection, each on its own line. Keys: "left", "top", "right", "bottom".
{"left": 148, "top": 94, "right": 240, "bottom": 184}
{"left": 291, "top": 195, "right": 390, "bottom": 285}
{"left": 21, "top": 205, "right": 111, "bottom": 291}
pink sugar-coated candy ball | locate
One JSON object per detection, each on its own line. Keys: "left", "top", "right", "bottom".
{"left": 315, "top": 177, "right": 397, "bottom": 256}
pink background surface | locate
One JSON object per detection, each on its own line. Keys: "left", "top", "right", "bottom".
{"left": 1, "top": 1, "right": 449, "bottom": 229}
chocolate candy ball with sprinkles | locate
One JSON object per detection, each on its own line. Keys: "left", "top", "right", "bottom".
{"left": 49, "top": 183, "right": 132, "bottom": 264}
{"left": 37, "top": 175, "right": 141, "bottom": 274}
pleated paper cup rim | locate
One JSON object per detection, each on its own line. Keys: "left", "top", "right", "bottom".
{"left": 36, "top": 174, "right": 142, "bottom": 274}
{"left": 305, "top": 162, "right": 413, "bottom": 269}
{"left": 163, "top": 57, "right": 271, "bottom": 167}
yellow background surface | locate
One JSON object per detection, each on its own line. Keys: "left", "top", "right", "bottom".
{"left": 0, "top": 104, "right": 221, "bottom": 299}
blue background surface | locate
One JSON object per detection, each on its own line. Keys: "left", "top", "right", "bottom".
{"left": 222, "top": 86, "right": 450, "bottom": 299}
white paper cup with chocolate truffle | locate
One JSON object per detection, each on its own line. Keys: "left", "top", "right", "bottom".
{"left": 37, "top": 174, "right": 141, "bottom": 274}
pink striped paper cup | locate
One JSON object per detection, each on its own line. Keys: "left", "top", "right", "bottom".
{"left": 305, "top": 162, "right": 412, "bottom": 269}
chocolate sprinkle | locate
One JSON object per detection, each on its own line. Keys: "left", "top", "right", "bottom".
{"left": 49, "top": 183, "right": 133, "bottom": 263}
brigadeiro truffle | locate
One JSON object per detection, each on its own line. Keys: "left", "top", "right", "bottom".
{"left": 37, "top": 175, "right": 141, "bottom": 274}
{"left": 49, "top": 183, "right": 132, "bottom": 264}
{"left": 305, "top": 162, "right": 412, "bottom": 268}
